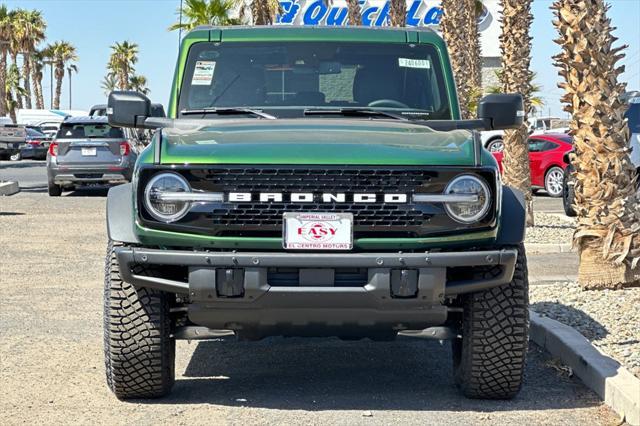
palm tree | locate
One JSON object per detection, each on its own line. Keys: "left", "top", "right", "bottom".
{"left": 552, "top": 0, "right": 640, "bottom": 289}
{"left": 0, "top": 5, "right": 11, "bottom": 117}
{"left": 31, "top": 49, "right": 46, "bottom": 109}
{"left": 101, "top": 73, "right": 118, "bottom": 97}
{"left": 129, "top": 74, "right": 150, "bottom": 95}
{"left": 5, "top": 63, "right": 26, "bottom": 123}
{"left": 13, "top": 9, "right": 46, "bottom": 109}
{"left": 250, "top": 0, "right": 280, "bottom": 25}
{"left": 108, "top": 41, "right": 138, "bottom": 90}
{"left": 43, "top": 41, "right": 78, "bottom": 110}
{"left": 168, "top": 0, "right": 240, "bottom": 32}
{"left": 345, "top": 0, "right": 361, "bottom": 25}
{"left": 440, "top": 0, "right": 481, "bottom": 119}
{"left": 498, "top": 0, "right": 535, "bottom": 226}
{"left": 389, "top": 0, "right": 406, "bottom": 26}
{"left": 7, "top": 8, "right": 22, "bottom": 110}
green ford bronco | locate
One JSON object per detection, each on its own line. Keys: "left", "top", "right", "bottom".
{"left": 104, "top": 26, "right": 529, "bottom": 400}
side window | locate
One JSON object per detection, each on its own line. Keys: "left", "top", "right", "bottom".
{"left": 528, "top": 139, "right": 544, "bottom": 152}
{"left": 541, "top": 141, "right": 559, "bottom": 152}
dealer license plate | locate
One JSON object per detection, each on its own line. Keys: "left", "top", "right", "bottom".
{"left": 283, "top": 212, "right": 353, "bottom": 250}
{"left": 81, "top": 147, "right": 97, "bottom": 156}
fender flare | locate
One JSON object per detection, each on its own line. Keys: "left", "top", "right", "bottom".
{"left": 106, "top": 183, "right": 141, "bottom": 244}
{"left": 496, "top": 186, "right": 526, "bottom": 245}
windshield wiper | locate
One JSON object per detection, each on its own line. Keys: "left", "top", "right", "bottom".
{"left": 303, "top": 108, "right": 408, "bottom": 121}
{"left": 180, "top": 107, "right": 276, "bottom": 120}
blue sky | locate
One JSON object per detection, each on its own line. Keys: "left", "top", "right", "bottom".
{"left": 6, "top": 0, "right": 640, "bottom": 115}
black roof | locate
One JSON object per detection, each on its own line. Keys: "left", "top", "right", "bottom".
{"left": 62, "top": 116, "right": 109, "bottom": 125}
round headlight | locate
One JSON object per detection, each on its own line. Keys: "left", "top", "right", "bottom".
{"left": 444, "top": 175, "right": 491, "bottom": 224}
{"left": 144, "top": 172, "right": 191, "bottom": 223}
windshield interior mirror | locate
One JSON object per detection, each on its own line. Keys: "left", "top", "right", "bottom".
{"left": 319, "top": 61, "right": 342, "bottom": 75}
{"left": 107, "top": 91, "right": 151, "bottom": 128}
{"left": 477, "top": 94, "right": 524, "bottom": 130}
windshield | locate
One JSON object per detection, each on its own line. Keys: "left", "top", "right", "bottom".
{"left": 56, "top": 123, "right": 124, "bottom": 139}
{"left": 26, "top": 128, "right": 45, "bottom": 137}
{"left": 179, "top": 42, "right": 452, "bottom": 120}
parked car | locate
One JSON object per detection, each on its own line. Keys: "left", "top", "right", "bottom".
{"left": 492, "top": 133, "right": 573, "bottom": 197}
{"left": 481, "top": 116, "right": 571, "bottom": 152}
{"left": 563, "top": 97, "right": 640, "bottom": 216}
{"left": 34, "top": 121, "right": 61, "bottom": 139}
{"left": 20, "top": 126, "right": 52, "bottom": 160}
{"left": 0, "top": 125, "right": 26, "bottom": 161}
{"left": 46, "top": 116, "right": 138, "bottom": 196}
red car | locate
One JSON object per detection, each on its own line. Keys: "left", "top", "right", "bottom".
{"left": 492, "top": 133, "right": 573, "bottom": 197}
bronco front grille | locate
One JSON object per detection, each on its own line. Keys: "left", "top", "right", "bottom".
{"left": 138, "top": 166, "right": 497, "bottom": 239}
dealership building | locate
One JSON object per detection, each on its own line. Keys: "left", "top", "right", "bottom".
{"left": 275, "top": 0, "right": 503, "bottom": 88}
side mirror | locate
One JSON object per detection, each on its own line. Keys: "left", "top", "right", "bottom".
{"left": 477, "top": 94, "right": 524, "bottom": 130}
{"left": 107, "top": 91, "right": 151, "bottom": 128}
{"left": 150, "top": 103, "right": 166, "bottom": 118}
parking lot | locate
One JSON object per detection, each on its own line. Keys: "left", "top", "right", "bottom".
{"left": 0, "top": 161, "right": 620, "bottom": 425}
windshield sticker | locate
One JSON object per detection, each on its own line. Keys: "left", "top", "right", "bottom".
{"left": 192, "top": 61, "right": 216, "bottom": 86}
{"left": 398, "top": 58, "right": 431, "bottom": 69}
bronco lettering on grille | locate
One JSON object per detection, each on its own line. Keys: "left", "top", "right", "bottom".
{"left": 228, "top": 192, "right": 408, "bottom": 203}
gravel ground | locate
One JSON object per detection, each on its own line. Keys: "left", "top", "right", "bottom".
{"left": 0, "top": 191, "right": 621, "bottom": 425}
{"left": 526, "top": 212, "right": 576, "bottom": 244}
{"left": 530, "top": 282, "right": 640, "bottom": 378}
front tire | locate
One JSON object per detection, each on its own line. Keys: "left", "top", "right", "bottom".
{"left": 544, "top": 166, "right": 565, "bottom": 197}
{"left": 452, "top": 244, "right": 529, "bottom": 399}
{"left": 10, "top": 152, "right": 21, "bottom": 161}
{"left": 104, "top": 241, "right": 175, "bottom": 399}
{"left": 563, "top": 165, "right": 577, "bottom": 217}
{"left": 486, "top": 138, "right": 504, "bottom": 153}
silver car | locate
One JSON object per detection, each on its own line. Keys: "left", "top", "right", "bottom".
{"left": 46, "top": 116, "right": 138, "bottom": 196}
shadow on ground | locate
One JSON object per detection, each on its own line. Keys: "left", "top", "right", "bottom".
{"left": 135, "top": 335, "right": 602, "bottom": 412}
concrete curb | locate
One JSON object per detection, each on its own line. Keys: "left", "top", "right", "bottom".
{"left": 525, "top": 242, "right": 575, "bottom": 254}
{"left": 0, "top": 181, "right": 19, "bottom": 196}
{"left": 530, "top": 311, "right": 640, "bottom": 425}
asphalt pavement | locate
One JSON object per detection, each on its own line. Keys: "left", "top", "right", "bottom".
{"left": 0, "top": 162, "right": 617, "bottom": 424}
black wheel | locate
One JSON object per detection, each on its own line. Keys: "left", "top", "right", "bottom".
{"left": 486, "top": 138, "right": 504, "bottom": 153}
{"left": 104, "top": 240, "right": 175, "bottom": 399}
{"left": 48, "top": 181, "right": 62, "bottom": 197}
{"left": 10, "top": 152, "right": 21, "bottom": 161}
{"left": 452, "top": 244, "right": 529, "bottom": 399}
{"left": 544, "top": 166, "right": 564, "bottom": 197}
{"left": 562, "top": 165, "right": 576, "bottom": 217}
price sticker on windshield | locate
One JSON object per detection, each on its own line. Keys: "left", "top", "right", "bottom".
{"left": 398, "top": 58, "right": 431, "bottom": 69}
{"left": 192, "top": 61, "right": 216, "bottom": 86}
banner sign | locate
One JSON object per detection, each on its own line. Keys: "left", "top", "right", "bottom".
{"left": 277, "top": 0, "right": 443, "bottom": 27}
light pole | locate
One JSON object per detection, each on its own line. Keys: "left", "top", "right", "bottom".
{"left": 67, "top": 65, "right": 77, "bottom": 110}
{"left": 43, "top": 59, "right": 55, "bottom": 110}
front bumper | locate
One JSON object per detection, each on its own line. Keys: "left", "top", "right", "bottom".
{"left": 115, "top": 247, "right": 517, "bottom": 333}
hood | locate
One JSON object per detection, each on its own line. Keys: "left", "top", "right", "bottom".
{"left": 159, "top": 119, "right": 475, "bottom": 166}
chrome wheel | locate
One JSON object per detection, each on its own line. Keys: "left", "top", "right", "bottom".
{"left": 545, "top": 167, "right": 564, "bottom": 197}
{"left": 487, "top": 139, "right": 504, "bottom": 153}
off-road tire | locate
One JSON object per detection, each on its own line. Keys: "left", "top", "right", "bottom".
{"left": 452, "top": 244, "right": 529, "bottom": 399}
{"left": 104, "top": 240, "right": 175, "bottom": 399}
{"left": 48, "top": 182, "right": 62, "bottom": 197}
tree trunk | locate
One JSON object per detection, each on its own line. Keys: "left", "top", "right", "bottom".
{"left": 499, "top": 0, "right": 534, "bottom": 227}
{"left": 440, "top": 0, "right": 481, "bottom": 119}
{"left": 7, "top": 92, "right": 17, "bottom": 123}
{"left": 31, "top": 67, "right": 45, "bottom": 109}
{"left": 22, "top": 54, "right": 32, "bottom": 109}
{"left": 0, "top": 50, "right": 7, "bottom": 117}
{"left": 54, "top": 63, "right": 64, "bottom": 110}
{"left": 10, "top": 52, "right": 22, "bottom": 110}
{"left": 389, "top": 0, "right": 406, "bottom": 27}
{"left": 553, "top": 0, "right": 640, "bottom": 289}
{"left": 346, "top": 0, "right": 362, "bottom": 25}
